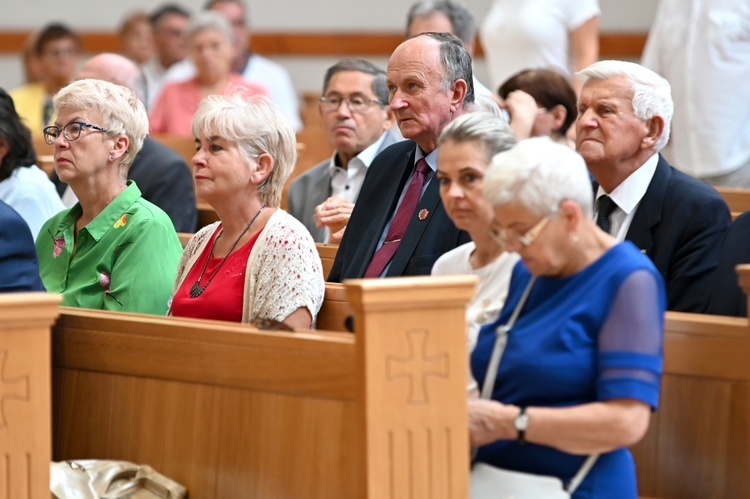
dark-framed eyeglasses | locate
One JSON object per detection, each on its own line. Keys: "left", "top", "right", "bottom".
{"left": 489, "top": 215, "right": 551, "bottom": 249}
{"left": 319, "top": 95, "right": 384, "bottom": 113}
{"left": 43, "top": 122, "right": 110, "bottom": 146}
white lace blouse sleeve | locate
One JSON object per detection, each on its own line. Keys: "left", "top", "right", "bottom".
{"left": 248, "top": 213, "right": 325, "bottom": 324}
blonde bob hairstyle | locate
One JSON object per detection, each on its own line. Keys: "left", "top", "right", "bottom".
{"left": 53, "top": 78, "right": 148, "bottom": 174}
{"left": 484, "top": 137, "right": 594, "bottom": 219}
{"left": 191, "top": 93, "right": 297, "bottom": 207}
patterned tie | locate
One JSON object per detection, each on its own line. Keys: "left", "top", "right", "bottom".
{"left": 596, "top": 195, "right": 617, "bottom": 234}
{"left": 364, "top": 158, "right": 430, "bottom": 278}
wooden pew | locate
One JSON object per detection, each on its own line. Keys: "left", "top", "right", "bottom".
{"left": 52, "top": 276, "right": 477, "bottom": 498}
{"left": 715, "top": 186, "right": 750, "bottom": 220}
{"left": 317, "top": 242, "right": 338, "bottom": 279}
{"left": 631, "top": 309, "right": 750, "bottom": 498}
{"left": 0, "top": 293, "right": 61, "bottom": 499}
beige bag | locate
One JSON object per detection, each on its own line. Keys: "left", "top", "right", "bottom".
{"left": 50, "top": 460, "right": 187, "bottom": 499}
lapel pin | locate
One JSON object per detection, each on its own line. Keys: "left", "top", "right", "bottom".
{"left": 418, "top": 208, "right": 429, "bottom": 221}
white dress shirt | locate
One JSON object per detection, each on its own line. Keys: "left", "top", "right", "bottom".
{"left": 595, "top": 154, "right": 659, "bottom": 241}
{"left": 329, "top": 132, "right": 387, "bottom": 204}
{"left": 642, "top": 0, "right": 750, "bottom": 178}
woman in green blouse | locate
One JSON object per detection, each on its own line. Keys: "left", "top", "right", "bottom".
{"left": 35, "top": 79, "right": 182, "bottom": 314}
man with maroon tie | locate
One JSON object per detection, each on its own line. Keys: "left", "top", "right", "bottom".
{"left": 328, "top": 32, "right": 473, "bottom": 281}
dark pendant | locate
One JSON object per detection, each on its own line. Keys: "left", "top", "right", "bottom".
{"left": 189, "top": 281, "right": 205, "bottom": 298}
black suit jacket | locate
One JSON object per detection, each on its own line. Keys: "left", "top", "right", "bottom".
{"left": 0, "top": 201, "right": 44, "bottom": 292}
{"left": 328, "top": 140, "right": 470, "bottom": 281}
{"left": 706, "top": 211, "right": 750, "bottom": 317}
{"left": 52, "top": 137, "right": 198, "bottom": 233}
{"left": 616, "top": 155, "right": 731, "bottom": 312}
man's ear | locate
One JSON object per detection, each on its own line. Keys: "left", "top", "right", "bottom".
{"left": 642, "top": 115, "right": 665, "bottom": 150}
{"left": 449, "top": 79, "right": 468, "bottom": 112}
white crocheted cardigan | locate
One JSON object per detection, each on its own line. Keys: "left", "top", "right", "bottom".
{"left": 172, "top": 209, "right": 325, "bottom": 325}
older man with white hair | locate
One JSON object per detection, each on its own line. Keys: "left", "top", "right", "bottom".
{"left": 576, "top": 60, "right": 731, "bottom": 313}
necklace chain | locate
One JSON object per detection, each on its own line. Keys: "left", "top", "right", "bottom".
{"left": 189, "top": 205, "right": 266, "bottom": 298}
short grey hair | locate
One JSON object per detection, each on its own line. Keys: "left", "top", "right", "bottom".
{"left": 415, "top": 32, "right": 474, "bottom": 107}
{"left": 406, "top": 0, "right": 476, "bottom": 46}
{"left": 484, "top": 137, "right": 594, "bottom": 219}
{"left": 438, "top": 112, "right": 516, "bottom": 163}
{"left": 576, "top": 60, "right": 673, "bottom": 152}
{"left": 53, "top": 78, "right": 149, "bottom": 174}
{"left": 322, "top": 59, "right": 388, "bottom": 104}
{"left": 186, "top": 10, "right": 234, "bottom": 44}
{"left": 191, "top": 94, "right": 296, "bottom": 207}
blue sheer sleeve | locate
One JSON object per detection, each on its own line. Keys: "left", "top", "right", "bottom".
{"left": 597, "top": 269, "right": 665, "bottom": 409}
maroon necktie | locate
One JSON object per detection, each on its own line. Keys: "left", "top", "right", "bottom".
{"left": 364, "top": 158, "right": 430, "bottom": 278}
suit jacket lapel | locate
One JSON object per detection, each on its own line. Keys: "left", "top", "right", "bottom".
{"left": 625, "top": 154, "right": 669, "bottom": 255}
{"left": 386, "top": 169, "right": 441, "bottom": 277}
{"left": 353, "top": 145, "right": 416, "bottom": 277}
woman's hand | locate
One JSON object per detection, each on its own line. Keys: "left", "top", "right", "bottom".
{"left": 468, "top": 399, "right": 516, "bottom": 447}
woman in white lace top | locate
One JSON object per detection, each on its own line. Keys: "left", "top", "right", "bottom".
{"left": 432, "top": 112, "right": 520, "bottom": 390}
{"left": 170, "top": 94, "right": 324, "bottom": 328}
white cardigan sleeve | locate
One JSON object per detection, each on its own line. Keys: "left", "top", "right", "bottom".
{"left": 244, "top": 211, "right": 325, "bottom": 325}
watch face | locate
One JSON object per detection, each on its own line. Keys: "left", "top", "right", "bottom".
{"left": 514, "top": 412, "right": 529, "bottom": 431}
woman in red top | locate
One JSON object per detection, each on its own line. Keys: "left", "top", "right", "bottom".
{"left": 169, "top": 94, "right": 324, "bottom": 328}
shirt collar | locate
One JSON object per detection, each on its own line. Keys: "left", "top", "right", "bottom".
{"left": 327, "top": 131, "right": 389, "bottom": 176}
{"left": 57, "top": 181, "right": 143, "bottom": 242}
{"left": 415, "top": 147, "right": 438, "bottom": 173}
{"left": 596, "top": 153, "right": 659, "bottom": 214}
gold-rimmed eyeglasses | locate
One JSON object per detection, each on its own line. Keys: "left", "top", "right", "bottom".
{"left": 43, "top": 122, "right": 110, "bottom": 146}
{"left": 489, "top": 215, "right": 551, "bottom": 249}
{"left": 319, "top": 95, "right": 384, "bottom": 113}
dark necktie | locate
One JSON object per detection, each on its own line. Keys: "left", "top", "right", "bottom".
{"left": 596, "top": 195, "right": 617, "bottom": 234}
{"left": 364, "top": 158, "right": 430, "bottom": 278}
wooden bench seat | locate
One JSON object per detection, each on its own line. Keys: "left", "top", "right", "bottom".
{"left": 51, "top": 276, "right": 477, "bottom": 498}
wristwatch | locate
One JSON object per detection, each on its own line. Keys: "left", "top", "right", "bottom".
{"left": 514, "top": 407, "right": 529, "bottom": 444}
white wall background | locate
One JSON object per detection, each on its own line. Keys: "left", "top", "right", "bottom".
{"left": 0, "top": 0, "right": 658, "bottom": 96}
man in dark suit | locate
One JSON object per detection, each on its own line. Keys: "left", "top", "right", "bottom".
{"left": 576, "top": 60, "right": 730, "bottom": 312}
{"left": 56, "top": 53, "right": 198, "bottom": 233}
{"left": 287, "top": 59, "right": 399, "bottom": 243}
{"left": 328, "top": 33, "right": 473, "bottom": 281}
{"left": 0, "top": 201, "right": 44, "bottom": 292}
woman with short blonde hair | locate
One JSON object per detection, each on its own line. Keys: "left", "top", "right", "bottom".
{"left": 171, "top": 94, "right": 323, "bottom": 328}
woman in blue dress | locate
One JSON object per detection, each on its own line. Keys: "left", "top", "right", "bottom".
{"left": 469, "top": 137, "right": 665, "bottom": 498}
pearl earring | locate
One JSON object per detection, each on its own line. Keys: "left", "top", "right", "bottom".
{"left": 570, "top": 233, "right": 580, "bottom": 243}
{"left": 109, "top": 155, "right": 115, "bottom": 160}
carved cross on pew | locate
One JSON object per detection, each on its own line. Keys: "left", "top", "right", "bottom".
{"left": 0, "top": 350, "right": 30, "bottom": 428}
{"left": 386, "top": 329, "right": 449, "bottom": 404}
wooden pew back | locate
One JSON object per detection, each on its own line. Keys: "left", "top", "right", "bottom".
{"left": 0, "top": 293, "right": 61, "bottom": 499}
{"left": 631, "top": 311, "right": 750, "bottom": 498}
{"left": 52, "top": 276, "right": 477, "bottom": 498}
{"left": 715, "top": 186, "right": 750, "bottom": 220}
{"left": 316, "top": 242, "right": 338, "bottom": 279}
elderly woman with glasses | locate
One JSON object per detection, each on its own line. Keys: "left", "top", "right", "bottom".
{"left": 169, "top": 94, "right": 324, "bottom": 328}
{"left": 468, "top": 138, "right": 665, "bottom": 497}
{"left": 149, "top": 11, "right": 266, "bottom": 137}
{"left": 431, "top": 113, "right": 520, "bottom": 370}
{"left": 36, "top": 79, "right": 182, "bottom": 314}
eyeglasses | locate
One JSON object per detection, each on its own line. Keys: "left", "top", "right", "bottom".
{"left": 489, "top": 215, "right": 551, "bottom": 249}
{"left": 43, "top": 122, "right": 110, "bottom": 145}
{"left": 319, "top": 95, "right": 384, "bottom": 113}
